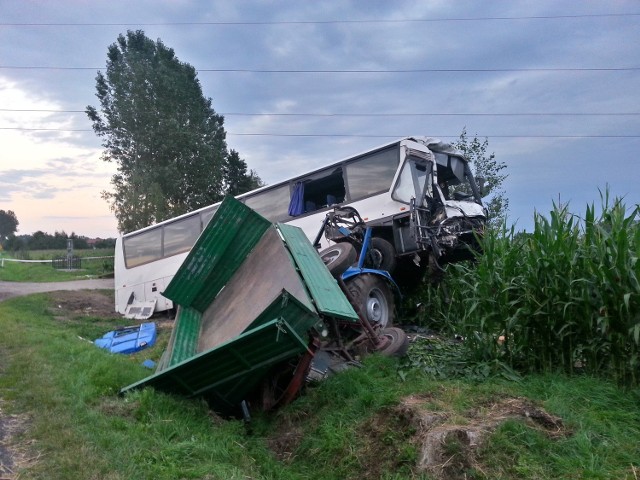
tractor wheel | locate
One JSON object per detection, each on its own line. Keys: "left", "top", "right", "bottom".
{"left": 345, "top": 273, "right": 395, "bottom": 328}
{"left": 377, "top": 327, "right": 409, "bottom": 357}
{"left": 365, "top": 237, "right": 397, "bottom": 274}
{"left": 319, "top": 242, "right": 357, "bottom": 278}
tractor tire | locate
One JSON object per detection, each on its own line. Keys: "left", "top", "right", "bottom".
{"left": 345, "top": 273, "right": 395, "bottom": 328}
{"left": 366, "top": 237, "right": 397, "bottom": 274}
{"left": 377, "top": 327, "right": 409, "bottom": 357}
{"left": 319, "top": 242, "right": 357, "bottom": 278}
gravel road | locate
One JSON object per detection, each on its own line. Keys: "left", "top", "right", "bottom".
{"left": 0, "top": 279, "right": 114, "bottom": 302}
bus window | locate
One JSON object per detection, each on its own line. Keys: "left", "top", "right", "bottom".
{"left": 345, "top": 147, "right": 399, "bottom": 201}
{"left": 434, "top": 153, "right": 465, "bottom": 186}
{"left": 244, "top": 185, "right": 291, "bottom": 222}
{"left": 289, "top": 167, "right": 345, "bottom": 216}
{"left": 392, "top": 159, "right": 431, "bottom": 204}
{"left": 164, "top": 214, "right": 201, "bottom": 257}
{"left": 201, "top": 205, "right": 219, "bottom": 229}
{"left": 124, "top": 228, "right": 162, "bottom": 268}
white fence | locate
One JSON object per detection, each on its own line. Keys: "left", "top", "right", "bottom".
{"left": 0, "top": 256, "right": 114, "bottom": 267}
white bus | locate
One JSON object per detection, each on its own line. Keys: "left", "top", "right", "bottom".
{"left": 114, "top": 136, "right": 486, "bottom": 317}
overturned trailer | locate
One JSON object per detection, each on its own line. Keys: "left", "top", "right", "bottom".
{"left": 122, "top": 197, "right": 406, "bottom": 417}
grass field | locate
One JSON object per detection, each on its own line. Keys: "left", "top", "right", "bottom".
{"left": 0, "top": 249, "right": 114, "bottom": 282}
{"left": 1, "top": 291, "right": 638, "bottom": 479}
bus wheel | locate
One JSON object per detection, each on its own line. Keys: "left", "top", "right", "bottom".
{"left": 377, "top": 327, "right": 409, "bottom": 357}
{"left": 346, "top": 274, "right": 395, "bottom": 328}
{"left": 367, "top": 237, "right": 397, "bottom": 274}
{"left": 319, "top": 242, "right": 357, "bottom": 277}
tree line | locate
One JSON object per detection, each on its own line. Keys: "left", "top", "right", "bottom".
{"left": 2, "top": 231, "right": 115, "bottom": 252}
{"left": 0, "top": 210, "right": 115, "bottom": 252}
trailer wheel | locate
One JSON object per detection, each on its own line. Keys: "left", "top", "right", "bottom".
{"left": 346, "top": 273, "right": 395, "bottom": 328}
{"left": 319, "top": 242, "right": 357, "bottom": 278}
{"left": 366, "top": 237, "right": 397, "bottom": 274}
{"left": 377, "top": 327, "right": 409, "bottom": 357}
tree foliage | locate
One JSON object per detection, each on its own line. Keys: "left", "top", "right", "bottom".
{"left": 87, "top": 30, "right": 261, "bottom": 233}
{"left": 0, "top": 210, "right": 19, "bottom": 240}
{"left": 453, "top": 128, "right": 509, "bottom": 229}
{"left": 223, "top": 149, "right": 265, "bottom": 196}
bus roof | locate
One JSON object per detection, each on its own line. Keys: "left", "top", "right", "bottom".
{"left": 119, "top": 136, "right": 465, "bottom": 238}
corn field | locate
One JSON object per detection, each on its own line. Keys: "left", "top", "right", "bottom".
{"left": 423, "top": 192, "right": 640, "bottom": 385}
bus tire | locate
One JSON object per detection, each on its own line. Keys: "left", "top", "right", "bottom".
{"left": 367, "top": 237, "right": 397, "bottom": 273}
{"left": 319, "top": 242, "right": 357, "bottom": 278}
{"left": 346, "top": 273, "right": 394, "bottom": 328}
{"left": 377, "top": 327, "right": 409, "bottom": 357}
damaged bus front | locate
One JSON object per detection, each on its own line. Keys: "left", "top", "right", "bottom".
{"left": 388, "top": 140, "right": 486, "bottom": 274}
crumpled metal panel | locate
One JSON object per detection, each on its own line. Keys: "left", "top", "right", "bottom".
{"left": 121, "top": 293, "right": 317, "bottom": 416}
{"left": 195, "top": 227, "right": 315, "bottom": 353}
{"left": 122, "top": 196, "right": 359, "bottom": 415}
{"left": 277, "top": 223, "right": 358, "bottom": 322}
{"left": 167, "top": 306, "right": 202, "bottom": 367}
{"left": 162, "top": 196, "right": 272, "bottom": 312}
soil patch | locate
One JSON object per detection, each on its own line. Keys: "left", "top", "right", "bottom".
{"left": 396, "top": 394, "right": 567, "bottom": 479}
{"left": 267, "top": 394, "right": 567, "bottom": 480}
{"left": 0, "top": 399, "right": 34, "bottom": 480}
{"left": 48, "top": 289, "right": 117, "bottom": 320}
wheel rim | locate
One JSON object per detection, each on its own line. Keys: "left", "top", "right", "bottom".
{"left": 322, "top": 249, "right": 340, "bottom": 265}
{"left": 367, "top": 248, "right": 383, "bottom": 269}
{"left": 366, "top": 287, "right": 389, "bottom": 328}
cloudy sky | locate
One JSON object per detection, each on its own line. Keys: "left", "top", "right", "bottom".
{"left": 1, "top": 1, "right": 638, "bottom": 238}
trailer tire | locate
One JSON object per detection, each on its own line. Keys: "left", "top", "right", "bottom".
{"left": 377, "top": 327, "right": 409, "bottom": 357}
{"left": 346, "top": 273, "right": 395, "bottom": 328}
{"left": 319, "top": 242, "right": 357, "bottom": 278}
{"left": 366, "top": 237, "right": 397, "bottom": 274}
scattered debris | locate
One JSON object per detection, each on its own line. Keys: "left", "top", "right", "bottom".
{"left": 121, "top": 197, "right": 409, "bottom": 417}
{"left": 94, "top": 322, "right": 157, "bottom": 354}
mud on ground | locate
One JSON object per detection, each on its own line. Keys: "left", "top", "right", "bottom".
{"left": 48, "top": 289, "right": 118, "bottom": 319}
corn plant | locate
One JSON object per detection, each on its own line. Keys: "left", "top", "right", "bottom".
{"left": 418, "top": 191, "right": 640, "bottom": 385}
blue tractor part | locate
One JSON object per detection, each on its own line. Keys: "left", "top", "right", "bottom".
{"left": 94, "top": 322, "right": 157, "bottom": 354}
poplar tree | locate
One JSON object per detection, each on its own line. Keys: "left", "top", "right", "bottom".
{"left": 87, "top": 30, "right": 242, "bottom": 233}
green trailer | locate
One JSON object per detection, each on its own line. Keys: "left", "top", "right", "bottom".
{"left": 122, "top": 197, "right": 406, "bottom": 417}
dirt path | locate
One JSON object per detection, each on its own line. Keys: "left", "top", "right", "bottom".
{"left": 0, "top": 279, "right": 114, "bottom": 302}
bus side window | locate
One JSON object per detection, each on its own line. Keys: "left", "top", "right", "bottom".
{"left": 245, "top": 185, "right": 291, "bottom": 222}
{"left": 200, "top": 205, "right": 219, "bottom": 229}
{"left": 288, "top": 167, "right": 346, "bottom": 217}
{"left": 345, "top": 146, "right": 399, "bottom": 201}
{"left": 123, "top": 228, "right": 162, "bottom": 268}
{"left": 164, "top": 214, "right": 201, "bottom": 257}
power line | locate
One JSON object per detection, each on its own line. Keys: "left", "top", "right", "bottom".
{"left": 1, "top": 108, "right": 639, "bottom": 117}
{"left": 0, "top": 127, "right": 637, "bottom": 139}
{"left": 2, "top": 13, "right": 639, "bottom": 26}
{"left": 0, "top": 65, "right": 637, "bottom": 73}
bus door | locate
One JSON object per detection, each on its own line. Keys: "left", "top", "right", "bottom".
{"left": 389, "top": 149, "right": 436, "bottom": 255}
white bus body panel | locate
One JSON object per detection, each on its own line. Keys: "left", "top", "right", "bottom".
{"left": 114, "top": 238, "right": 187, "bottom": 315}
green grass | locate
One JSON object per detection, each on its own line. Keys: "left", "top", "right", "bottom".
{"left": 0, "top": 249, "right": 113, "bottom": 282}
{"left": 1, "top": 293, "right": 639, "bottom": 479}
